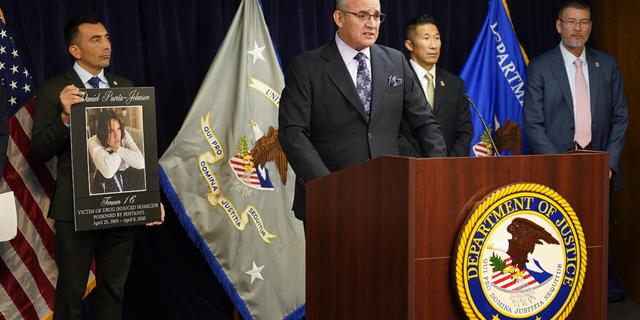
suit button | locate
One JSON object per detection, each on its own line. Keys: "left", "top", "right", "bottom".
{"left": 368, "top": 133, "right": 372, "bottom": 139}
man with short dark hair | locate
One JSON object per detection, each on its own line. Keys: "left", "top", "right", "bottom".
{"left": 31, "top": 13, "right": 161, "bottom": 319}
{"left": 400, "top": 14, "right": 473, "bottom": 157}
{"left": 279, "top": 0, "right": 446, "bottom": 222}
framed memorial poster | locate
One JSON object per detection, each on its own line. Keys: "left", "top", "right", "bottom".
{"left": 70, "top": 87, "right": 161, "bottom": 231}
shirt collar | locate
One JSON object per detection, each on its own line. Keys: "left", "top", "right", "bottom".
{"left": 410, "top": 59, "right": 436, "bottom": 80}
{"left": 335, "top": 31, "right": 371, "bottom": 65}
{"left": 559, "top": 41, "right": 587, "bottom": 66}
{"left": 73, "top": 61, "right": 107, "bottom": 88}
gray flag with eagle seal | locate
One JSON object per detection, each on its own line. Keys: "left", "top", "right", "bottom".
{"left": 158, "top": 0, "right": 305, "bottom": 318}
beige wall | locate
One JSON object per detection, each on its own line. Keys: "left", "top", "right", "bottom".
{"left": 593, "top": 0, "right": 639, "bottom": 302}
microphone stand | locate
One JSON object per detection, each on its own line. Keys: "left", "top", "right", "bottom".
{"left": 464, "top": 93, "right": 500, "bottom": 157}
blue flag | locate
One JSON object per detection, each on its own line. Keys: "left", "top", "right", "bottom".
{"left": 460, "top": 0, "right": 529, "bottom": 156}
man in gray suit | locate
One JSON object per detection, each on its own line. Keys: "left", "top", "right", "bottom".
{"left": 522, "top": 0, "right": 628, "bottom": 302}
{"left": 279, "top": 0, "right": 446, "bottom": 222}
{"left": 31, "top": 13, "right": 162, "bottom": 319}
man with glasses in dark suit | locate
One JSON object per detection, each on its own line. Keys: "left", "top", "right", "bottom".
{"left": 279, "top": 0, "right": 446, "bottom": 223}
{"left": 523, "top": 0, "right": 628, "bottom": 302}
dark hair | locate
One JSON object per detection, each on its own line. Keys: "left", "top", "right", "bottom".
{"left": 64, "top": 13, "right": 102, "bottom": 48}
{"left": 96, "top": 109, "right": 124, "bottom": 148}
{"left": 558, "top": 1, "right": 591, "bottom": 19}
{"left": 405, "top": 14, "right": 438, "bottom": 41}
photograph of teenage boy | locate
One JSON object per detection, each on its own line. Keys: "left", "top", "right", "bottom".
{"left": 88, "top": 108, "right": 145, "bottom": 194}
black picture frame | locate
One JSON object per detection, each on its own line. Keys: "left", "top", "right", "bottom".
{"left": 70, "top": 87, "right": 161, "bottom": 231}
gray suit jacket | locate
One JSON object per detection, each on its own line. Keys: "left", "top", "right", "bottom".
{"left": 278, "top": 39, "right": 446, "bottom": 220}
{"left": 31, "top": 67, "right": 133, "bottom": 221}
{"left": 523, "top": 45, "right": 628, "bottom": 190}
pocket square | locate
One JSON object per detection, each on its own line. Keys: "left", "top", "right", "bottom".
{"left": 388, "top": 75, "right": 402, "bottom": 87}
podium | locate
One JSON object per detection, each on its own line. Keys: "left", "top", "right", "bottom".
{"left": 306, "top": 153, "right": 609, "bottom": 319}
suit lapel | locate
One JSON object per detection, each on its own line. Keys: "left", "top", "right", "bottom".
{"left": 322, "top": 39, "right": 368, "bottom": 121}
{"left": 409, "top": 63, "right": 425, "bottom": 96}
{"left": 586, "top": 47, "right": 600, "bottom": 115}
{"left": 369, "top": 44, "right": 390, "bottom": 120}
{"left": 549, "top": 46, "right": 574, "bottom": 118}
{"left": 66, "top": 67, "right": 85, "bottom": 88}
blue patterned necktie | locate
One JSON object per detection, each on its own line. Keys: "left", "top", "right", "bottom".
{"left": 355, "top": 53, "right": 371, "bottom": 120}
{"left": 88, "top": 76, "right": 101, "bottom": 88}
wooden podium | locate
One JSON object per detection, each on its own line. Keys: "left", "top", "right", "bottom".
{"left": 306, "top": 153, "right": 609, "bottom": 319}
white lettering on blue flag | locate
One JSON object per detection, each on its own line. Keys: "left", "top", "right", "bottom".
{"left": 491, "top": 23, "right": 526, "bottom": 106}
{"left": 459, "top": 0, "right": 529, "bottom": 156}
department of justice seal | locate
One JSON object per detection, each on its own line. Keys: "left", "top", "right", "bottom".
{"left": 454, "top": 183, "right": 586, "bottom": 320}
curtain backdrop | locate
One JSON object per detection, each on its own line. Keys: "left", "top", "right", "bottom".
{"left": 0, "top": 0, "right": 593, "bottom": 319}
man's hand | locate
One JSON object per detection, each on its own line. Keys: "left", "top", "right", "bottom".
{"left": 59, "top": 85, "right": 85, "bottom": 124}
{"left": 146, "top": 203, "right": 165, "bottom": 226}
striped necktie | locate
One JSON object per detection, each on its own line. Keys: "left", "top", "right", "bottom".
{"left": 88, "top": 76, "right": 101, "bottom": 89}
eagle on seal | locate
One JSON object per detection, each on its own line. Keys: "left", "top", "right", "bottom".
{"left": 250, "top": 121, "right": 288, "bottom": 185}
{"left": 493, "top": 119, "right": 522, "bottom": 155}
{"left": 488, "top": 217, "right": 560, "bottom": 271}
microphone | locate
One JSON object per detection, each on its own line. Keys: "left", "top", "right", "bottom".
{"left": 463, "top": 93, "right": 500, "bottom": 157}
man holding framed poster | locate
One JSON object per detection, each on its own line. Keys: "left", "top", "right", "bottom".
{"left": 31, "top": 13, "right": 162, "bottom": 319}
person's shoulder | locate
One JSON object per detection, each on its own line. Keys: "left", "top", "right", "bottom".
{"left": 297, "top": 41, "right": 335, "bottom": 61}
{"left": 288, "top": 41, "right": 334, "bottom": 72}
{"left": 528, "top": 46, "right": 561, "bottom": 67}
{"left": 36, "top": 70, "right": 72, "bottom": 99}
{"left": 370, "top": 44, "right": 407, "bottom": 66}
{"left": 438, "top": 67, "right": 463, "bottom": 82}
{"left": 105, "top": 72, "right": 133, "bottom": 87}
{"left": 371, "top": 43, "right": 402, "bottom": 57}
{"left": 38, "top": 70, "right": 70, "bottom": 89}
{"left": 87, "top": 134, "right": 99, "bottom": 145}
{"left": 586, "top": 46, "right": 617, "bottom": 63}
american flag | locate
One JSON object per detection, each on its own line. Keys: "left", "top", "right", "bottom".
{"left": 0, "top": 12, "right": 93, "bottom": 320}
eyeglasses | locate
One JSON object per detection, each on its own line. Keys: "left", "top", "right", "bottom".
{"left": 343, "top": 11, "right": 386, "bottom": 23}
{"left": 560, "top": 19, "right": 591, "bottom": 28}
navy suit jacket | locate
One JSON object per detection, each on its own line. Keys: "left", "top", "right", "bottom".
{"left": 523, "top": 45, "right": 628, "bottom": 190}
{"left": 399, "top": 65, "right": 473, "bottom": 157}
{"left": 279, "top": 38, "right": 446, "bottom": 221}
